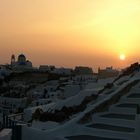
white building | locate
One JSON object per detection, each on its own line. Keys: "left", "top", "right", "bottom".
{"left": 0, "top": 97, "right": 27, "bottom": 114}
{"left": 52, "top": 68, "right": 73, "bottom": 75}
{"left": 74, "top": 66, "right": 93, "bottom": 75}
{"left": 39, "top": 65, "right": 55, "bottom": 72}
{"left": 98, "top": 66, "right": 119, "bottom": 79}
{"left": 11, "top": 54, "right": 33, "bottom": 71}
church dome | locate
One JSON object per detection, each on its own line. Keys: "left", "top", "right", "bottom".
{"left": 18, "top": 54, "right": 26, "bottom": 65}
{"left": 18, "top": 54, "right": 26, "bottom": 58}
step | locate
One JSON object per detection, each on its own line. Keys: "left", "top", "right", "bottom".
{"left": 92, "top": 114, "right": 136, "bottom": 128}
{"left": 66, "top": 126, "right": 135, "bottom": 140}
{"left": 109, "top": 106, "right": 137, "bottom": 115}
{"left": 87, "top": 123, "right": 135, "bottom": 133}
{"left": 117, "top": 103, "right": 139, "bottom": 108}
{"left": 101, "top": 113, "right": 136, "bottom": 120}
{"left": 127, "top": 93, "right": 140, "bottom": 98}
{"left": 66, "top": 135, "right": 127, "bottom": 140}
{"left": 120, "top": 98, "right": 140, "bottom": 105}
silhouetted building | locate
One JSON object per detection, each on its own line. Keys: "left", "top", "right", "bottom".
{"left": 52, "top": 68, "right": 73, "bottom": 75}
{"left": 98, "top": 67, "right": 119, "bottom": 78}
{"left": 39, "top": 65, "right": 55, "bottom": 72}
{"left": 74, "top": 66, "right": 93, "bottom": 75}
{"left": 10, "top": 54, "right": 32, "bottom": 70}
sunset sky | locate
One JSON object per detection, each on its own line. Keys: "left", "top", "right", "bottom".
{"left": 1, "top": 0, "right": 140, "bottom": 70}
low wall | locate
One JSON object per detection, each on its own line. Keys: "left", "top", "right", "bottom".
{"left": 0, "top": 129, "right": 12, "bottom": 140}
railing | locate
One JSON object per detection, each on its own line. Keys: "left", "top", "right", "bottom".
{"left": 3, "top": 113, "right": 31, "bottom": 140}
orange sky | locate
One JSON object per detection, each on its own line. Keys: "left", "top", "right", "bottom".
{"left": 1, "top": 0, "right": 140, "bottom": 70}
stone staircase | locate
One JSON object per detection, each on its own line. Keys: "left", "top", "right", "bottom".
{"left": 86, "top": 91, "right": 140, "bottom": 139}
{"left": 67, "top": 88, "right": 140, "bottom": 140}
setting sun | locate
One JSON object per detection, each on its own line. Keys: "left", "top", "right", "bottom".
{"left": 120, "top": 54, "right": 126, "bottom": 61}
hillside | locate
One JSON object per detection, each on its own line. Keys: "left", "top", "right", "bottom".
{"left": 22, "top": 63, "right": 140, "bottom": 140}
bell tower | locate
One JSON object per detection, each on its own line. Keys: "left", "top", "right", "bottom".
{"left": 11, "top": 54, "right": 15, "bottom": 66}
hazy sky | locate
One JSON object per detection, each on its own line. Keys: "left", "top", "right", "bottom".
{"left": 1, "top": 0, "right": 140, "bottom": 70}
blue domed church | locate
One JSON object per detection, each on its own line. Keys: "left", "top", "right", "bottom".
{"left": 11, "top": 54, "right": 32, "bottom": 70}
